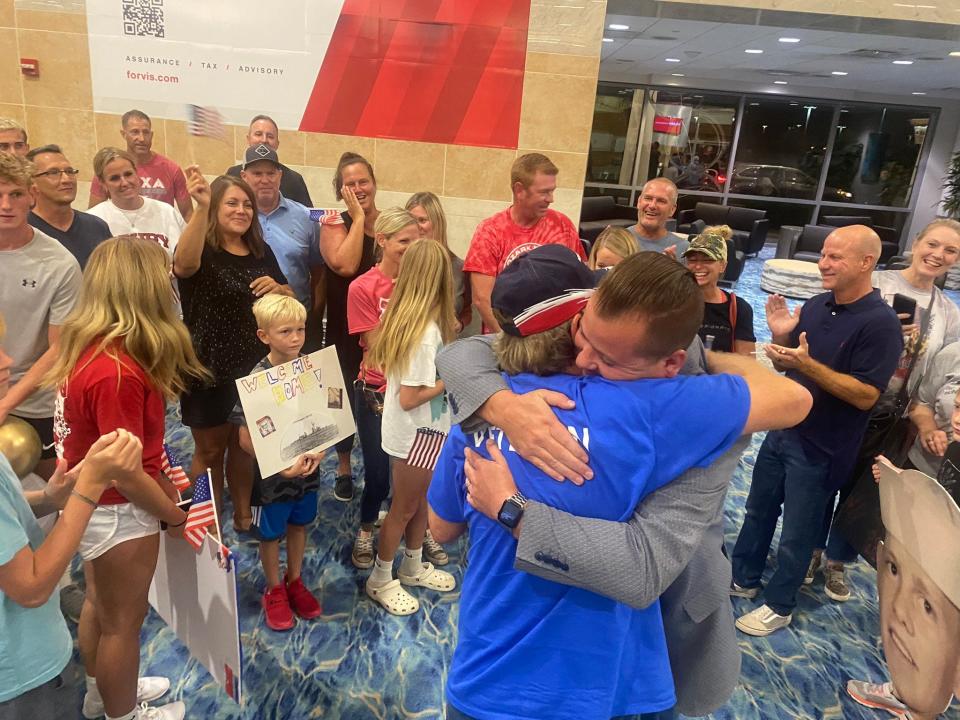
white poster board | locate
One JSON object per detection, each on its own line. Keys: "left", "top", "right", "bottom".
{"left": 148, "top": 533, "right": 242, "bottom": 703}
{"left": 234, "top": 347, "right": 356, "bottom": 478}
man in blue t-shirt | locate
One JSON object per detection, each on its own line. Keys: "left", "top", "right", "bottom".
{"left": 26, "top": 145, "right": 112, "bottom": 270}
{"left": 428, "top": 247, "right": 813, "bottom": 720}
{"left": 730, "top": 225, "right": 903, "bottom": 637}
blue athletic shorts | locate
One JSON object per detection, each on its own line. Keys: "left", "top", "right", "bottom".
{"left": 251, "top": 491, "right": 318, "bottom": 541}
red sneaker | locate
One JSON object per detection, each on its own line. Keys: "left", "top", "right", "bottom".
{"left": 286, "top": 576, "right": 322, "bottom": 619}
{"left": 262, "top": 584, "right": 295, "bottom": 631}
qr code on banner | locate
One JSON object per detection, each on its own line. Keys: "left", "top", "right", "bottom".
{"left": 122, "top": 0, "right": 165, "bottom": 38}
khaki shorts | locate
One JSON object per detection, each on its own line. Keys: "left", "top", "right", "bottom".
{"left": 78, "top": 503, "right": 159, "bottom": 561}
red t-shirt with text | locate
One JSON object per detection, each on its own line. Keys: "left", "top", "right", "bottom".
{"left": 54, "top": 345, "right": 165, "bottom": 504}
{"left": 91, "top": 153, "right": 189, "bottom": 209}
{"left": 463, "top": 207, "right": 585, "bottom": 277}
{"left": 347, "top": 265, "right": 395, "bottom": 390}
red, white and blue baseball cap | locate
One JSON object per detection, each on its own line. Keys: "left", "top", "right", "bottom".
{"left": 492, "top": 245, "right": 598, "bottom": 337}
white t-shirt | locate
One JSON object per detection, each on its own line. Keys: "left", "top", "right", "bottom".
{"left": 873, "top": 270, "right": 960, "bottom": 409}
{"left": 381, "top": 321, "right": 450, "bottom": 458}
{"left": 88, "top": 197, "right": 185, "bottom": 313}
{"left": 0, "top": 229, "right": 81, "bottom": 417}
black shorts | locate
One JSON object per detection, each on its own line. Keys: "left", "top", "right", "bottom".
{"left": 180, "top": 382, "right": 239, "bottom": 429}
{"left": 11, "top": 414, "right": 56, "bottom": 459}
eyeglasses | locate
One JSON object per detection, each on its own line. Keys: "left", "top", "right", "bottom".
{"left": 32, "top": 168, "right": 80, "bottom": 179}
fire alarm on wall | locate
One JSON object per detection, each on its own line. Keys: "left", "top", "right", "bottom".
{"left": 20, "top": 58, "right": 39, "bottom": 77}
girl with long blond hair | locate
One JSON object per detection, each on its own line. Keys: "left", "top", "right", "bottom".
{"left": 363, "top": 238, "right": 457, "bottom": 615}
{"left": 345, "top": 208, "right": 417, "bottom": 570}
{"left": 405, "top": 191, "right": 472, "bottom": 331}
{"left": 346, "top": 208, "right": 449, "bottom": 573}
{"left": 48, "top": 236, "right": 208, "bottom": 720}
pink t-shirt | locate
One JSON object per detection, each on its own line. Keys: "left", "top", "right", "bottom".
{"left": 464, "top": 207, "right": 585, "bottom": 277}
{"left": 91, "top": 153, "right": 189, "bottom": 209}
{"left": 347, "top": 265, "right": 395, "bottom": 390}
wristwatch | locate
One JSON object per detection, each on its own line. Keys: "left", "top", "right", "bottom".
{"left": 497, "top": 491, "right": 528, "bottom": 529}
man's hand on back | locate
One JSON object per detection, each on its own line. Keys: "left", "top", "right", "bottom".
{"left": 465, "top": 440, "right": 519, "bottom": 522}
{"left": 482, "top": 388, "right": 593, "bottom": 484}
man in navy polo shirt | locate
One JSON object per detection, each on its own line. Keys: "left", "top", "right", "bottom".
{"left": 241, "top": 144, "right": 323, "bottom": 349}
{"left": 730, "top": 224, "right": 903, "bottom": 636}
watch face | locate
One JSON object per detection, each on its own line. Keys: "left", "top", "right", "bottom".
{"left": 498, "top": 499, "right": 523, "bottom": 528}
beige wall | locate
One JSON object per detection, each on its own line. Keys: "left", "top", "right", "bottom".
{"left": 0, "top": 0, "right": 606, "bottom": 258}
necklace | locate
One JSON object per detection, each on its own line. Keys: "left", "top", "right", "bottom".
{"left": 117, "top": 200, "right": 148, "bottom": 234}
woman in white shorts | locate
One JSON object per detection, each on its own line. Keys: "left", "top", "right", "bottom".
{"left": 49, "top": 237, "right": 208, "bottom": 720}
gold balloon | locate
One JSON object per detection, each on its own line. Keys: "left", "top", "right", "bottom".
{"left": 0, "top": 416, "right": 42, "bottom": 479}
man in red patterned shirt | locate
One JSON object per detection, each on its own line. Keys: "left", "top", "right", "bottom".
{"left": 464, "top": 153, "right": 585, "bottom": 332}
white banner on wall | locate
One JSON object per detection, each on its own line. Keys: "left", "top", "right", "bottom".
{"left": 85, "top": 0, "right": 346, "bottom": 129}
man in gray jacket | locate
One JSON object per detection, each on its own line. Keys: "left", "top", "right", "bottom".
{"left": 436, "top": 257, "right": 804, "bottom": 716}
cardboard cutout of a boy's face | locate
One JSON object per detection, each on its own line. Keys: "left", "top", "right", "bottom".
{"left": 877, "top": 536, "right": 960, "bottom": 716}
{"left": 878, "top": 461, "right": 960, "bottom": 718}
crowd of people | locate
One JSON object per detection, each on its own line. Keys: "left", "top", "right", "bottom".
{"left": 0, "top": 109, "right": 959, "bottom": 720}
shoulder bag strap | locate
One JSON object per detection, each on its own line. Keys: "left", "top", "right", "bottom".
{"left": 893, "top": 289, "right": 938, "bottom": 414}
{"left": 726, "top": 291, "right": 738, "bottom": 353}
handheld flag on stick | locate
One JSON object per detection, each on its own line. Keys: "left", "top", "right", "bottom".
{"left": 161, "top": 444, "right": 192, "bottom": 497}
{"left": 187, "top": 105, "right": 227, "bottom": 142}
{"left": 406, "top": 428, "right": 447, "bottom": 471}
{"left": 184, "top": 469, "right": 217, "bottom": 551}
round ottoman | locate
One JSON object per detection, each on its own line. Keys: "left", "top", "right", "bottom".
{"left": 760, "top": 259, "right": 823, "bottom": 299}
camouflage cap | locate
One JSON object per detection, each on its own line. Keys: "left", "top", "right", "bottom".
{"left": 682, "top": 230, "right": 728, "bottom": 263}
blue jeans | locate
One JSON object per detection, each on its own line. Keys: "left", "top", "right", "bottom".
{"left": 353, "top": 385, "right": 391, "bottom": 525}
{"left": 445, "top": 704, "right": 676, "bottom": 719}
{"left": 731, "top": 430, "right": 835, "bottom": 616}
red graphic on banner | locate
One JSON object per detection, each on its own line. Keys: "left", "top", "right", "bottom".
{"left": 299, "top": 0, "right": 530, "bottom": 149}
{"left": 653, "top": 115, "right": 684, "bottom": 135}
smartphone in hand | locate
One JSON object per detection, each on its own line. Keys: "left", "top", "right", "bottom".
{"left": 891, "top": 293, "right": 917, "bottom": 326}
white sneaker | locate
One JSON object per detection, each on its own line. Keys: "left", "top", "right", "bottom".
{"left": 82, "top": 677, "right": 171, "bottom": 718}
{"left": 735, "top": 604, "right": 792, "bottom": 636}
{"left": 136, "top": 700, "right": 186, "bottom": 720}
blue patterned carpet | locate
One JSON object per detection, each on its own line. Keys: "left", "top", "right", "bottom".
{"left": 100, "top": 244, "right": 959, "bottom": 719}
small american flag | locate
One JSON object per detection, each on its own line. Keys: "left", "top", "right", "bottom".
{"left": 161, "top": 443, "right": 192, "bottom": 495}
{"left": 184, "top": 471, "right": 216, "bottom": 551}
{"left": 406, "top": 428, "right": 447, "bottom": 471}
{"left": 187, "top": 105, "right": 227, "bottom": 141}
{"left": 308, "top": 208, "right": 344, "bottom": 225}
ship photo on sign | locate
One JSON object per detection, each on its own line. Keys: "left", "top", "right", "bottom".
{"left": 234, "top": 347, "right": 355, "bottom": 477}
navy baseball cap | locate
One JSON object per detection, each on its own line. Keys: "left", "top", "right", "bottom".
{"left": 243, "top": 143, "right": 281, "bottom": 170}
{"left": 492, "top": 244, "right": 597, "bottom": 337}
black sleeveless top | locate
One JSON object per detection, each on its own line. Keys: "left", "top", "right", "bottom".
{"left": 323, "top": 213, "right": 377, "bottom": 379}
